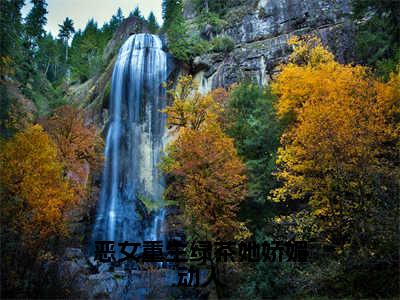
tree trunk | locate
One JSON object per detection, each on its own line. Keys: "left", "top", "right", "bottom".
{"left": 204, "top": 0, "right": 209, "bottom": 13}
{"left": 65, "top": 41, "right": 68, "bottom": 62}
{"left": 44, "top": 60, "right": 50, "bottom": 76}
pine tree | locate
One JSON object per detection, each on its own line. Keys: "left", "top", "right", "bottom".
{"left": 110, "top": 7, "right": 124, "bottom": 29}
{"left": 161, "top": 0, "right": 196, "bottom": 61}
{"left": 69, "top": 19, "right": 106, "bottom": 82}
{"left": 129, "top": 6, "right": 145, "bottom": 21}
{"left": 115, "top": 7, "right": 124, "bottom": 23}
{"left": 147, "top": 12, "right": 159, "bottom": 34}
{"left": 25, "top": 0, "right": 48, "bottom": 50}
{"left": 162, "top": 0, "right": 183, "bottom": 32}
{"left": 0, "top": 0, "right": 25, "bottom": 137}
{"left": 36, "top": 32, "right": 64, "bottom": 81}
{"left": 0, "top": 0, "right": 24, "bottom": 76}
{"left": 102, "top": 7, "right": 124, "bottom": 42}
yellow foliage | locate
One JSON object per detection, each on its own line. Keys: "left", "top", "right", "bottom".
{"left": 287, "top": 35, "right": 335, "bottom": 66}
{"left": 272, "top": 36, "right": 363, "bottom": 119}
{"left": 163, "top": 123, "right": 249, "bottom": 241}
{"left": 162, "top": 75, "right": 221, "bottom": 130}
{"left": 162, "top": 75, "right": 250, "bottom": 241}
{"left": 272, "top": 36, "right": 400, "bottom": 246}
{"left": 0, "top": 55, "right": 15, "bottom": 76}
{"left": 0, "top": 125, "right": 76, "bottom": 249}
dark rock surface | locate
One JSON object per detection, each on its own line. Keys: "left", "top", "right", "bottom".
{"left": 58, "top": 248, "right": 210, "bottom": 299}
{"left": 189, "top": 0, "right": 355, "bottom": 91}
{"left": 222, "top": 0, "right": 352, "bottom": 44}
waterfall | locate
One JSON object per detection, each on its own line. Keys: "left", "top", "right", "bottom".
{"left": 92, "top": 34, "right": 167, "bottom": 248}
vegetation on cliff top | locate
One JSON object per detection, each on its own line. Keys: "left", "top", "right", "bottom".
{"left": 162, "top": 0, "right": 235, "bottom": 62}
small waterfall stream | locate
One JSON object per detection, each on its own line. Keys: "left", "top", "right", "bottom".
{"left": 92, "top": 34, "right": 167, "bottom": 248}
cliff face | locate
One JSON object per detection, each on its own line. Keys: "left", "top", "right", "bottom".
{"left": 68, "top": 16, "right": 152, "bottom": 130}
{"left": 73, "top": 1, "right": 356, "bottom": 127}
{"left": 69, "top": 17, "right": 178, "bottom": 132}
{"left": 186, "top": 0, "right": 355, "bottom": 92}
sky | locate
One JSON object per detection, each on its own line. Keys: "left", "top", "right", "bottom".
{"left": 21, "top": 0, "right": 163, "bottom": 36}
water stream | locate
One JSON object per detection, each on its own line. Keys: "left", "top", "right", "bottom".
{"left": 92, "top": 34, "right": 167, "bottom": 249}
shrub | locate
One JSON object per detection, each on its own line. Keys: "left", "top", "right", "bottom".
{"left": 196, "top": 12, "right": 227, "bottom": 33}
{"left": 211, "top": 35, "right": 235, "bottom": 53}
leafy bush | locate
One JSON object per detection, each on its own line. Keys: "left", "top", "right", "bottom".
{"left": 196, "top": 12, "right": 227, "bottom": 33}
{"left": 190, "top": 36, "right": 212, "bottom": 55}
{"left": 211, "top": 35, "right": 235, "bottom": 53}
{"left": 167, "top": 20, "right": 213, "bottom": 62}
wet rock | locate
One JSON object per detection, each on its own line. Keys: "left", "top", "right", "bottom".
{"left": 87, "top": 272, "right": 119, "bottom": 298}
{"left": 58, "top": 250, "right": 212, "bottom": 300}
{"left": 64, "top": 247, "right": 85, "bottom": 260}
{"left": 59, "top": 249, "right": 90, "bottom": 280}
{"left": 88, "top": 256, "right": 99, "bottom": 268}
{"left": 98, "top": 262, "right": 111, "bottom": 273}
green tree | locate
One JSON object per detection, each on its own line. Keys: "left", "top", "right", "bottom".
{"left": 109, "top": 7, "right": 124, "bottom": 30}
{"left": 162, "top": 0, "right": 183, "bottom": 32}
{"left": 225, "top": 83, "right": 283, "bottom": 207}
{"left": 0, "top": 0, "right": 24, "bottom": 77}
{"left": 36, "top": 33, "right": 66, "bottom": 82}
{"left": 162, "top": 0, "right": 212, "bottom": 61}
{"left": 70, "top": 19, "right": 108, "bottom": 82}
{"left": 0, "top": 0, "right": 26, "bottom": 138}
{"left": 147, "top": 11, "right": 159, "bottom": 34}
{"left": 114, "top": 7, "right": 124, "bottom": 23}
{"left": 129, "top": 6, "right": 145, "bottom": 21}
{"left": 25, "top": 0, "right": 48, "bottom": 50}
{"left": 194, "top": 0, "right": 239, "bottom": 15}
{"left": 352, "top": 0, "right": 400, "bottom": 77}
{"left": 58, "top": 17, "right": 75, "bottom": 62}
{"left": 102, "top": 8, "right": 125, "bottom": 43}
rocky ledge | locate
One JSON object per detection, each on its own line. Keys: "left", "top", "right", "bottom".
{"left": 57, "top": 248, "right": 210, "bottom": 299}
{"left": 188, "top": 0, "right": 355, "bottom": 91}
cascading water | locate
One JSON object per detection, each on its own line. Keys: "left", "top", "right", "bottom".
{"left": 92, "top": 34, "right": 167, "bottom": 249}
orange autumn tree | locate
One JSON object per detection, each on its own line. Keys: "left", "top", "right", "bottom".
{"left": 271, "top": 36, "right": 400, "bottom": 254}
{"left": 0, "top": 125, "right": 76, "bottom": 251}
{"left": 41, "top": 105, "right": 103, "bottom": 198}
{"left": 161, "top": 75, "right": 249, "bottom": 241}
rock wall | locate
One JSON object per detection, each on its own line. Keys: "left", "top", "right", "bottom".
{"left": 68, "top": 16, "right": 175, "bottom": 131}
{"left": 188, "top": 0, "right": 355, "bottom": 91}
{"left": 58, "top": 248, "right": 211, "bottom": 299}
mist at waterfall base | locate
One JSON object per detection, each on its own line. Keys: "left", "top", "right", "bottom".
{"left": 91, "top": 34, "right": 168, "bottom": 258}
